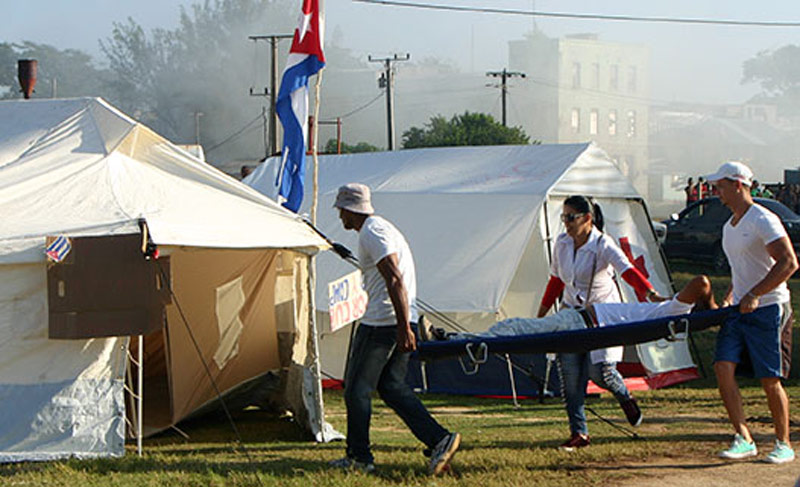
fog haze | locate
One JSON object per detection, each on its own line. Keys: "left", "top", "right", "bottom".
{"left": 5, "top": 1, "right": 800, "bottom": 104}
{"left": 4, "top": 0, "right": 800, "bottom": 201}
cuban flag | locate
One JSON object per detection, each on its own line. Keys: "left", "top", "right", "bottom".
{"left": 275, "top": 0, "right": 326, "bottom": 212}
{"left": 45, "top": 236, "right": 72, "bottom": 263}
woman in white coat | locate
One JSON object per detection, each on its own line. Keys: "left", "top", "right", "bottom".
{"left": 537, "top": 195, "right": 659, "bottom": 450}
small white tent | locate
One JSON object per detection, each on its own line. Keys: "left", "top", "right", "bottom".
{"left": 0, "top": 98, "right": 332, "bottom": 462}
{"left": 246, "top": 143, "right": 699, "bottom": 392}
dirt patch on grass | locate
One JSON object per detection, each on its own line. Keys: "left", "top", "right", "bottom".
{"left": 608, "top": 457, "right": 799, "bottom": 487}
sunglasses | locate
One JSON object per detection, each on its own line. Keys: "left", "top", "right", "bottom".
{"left": 560, "top": 212, "right": 586, "bottom": 223}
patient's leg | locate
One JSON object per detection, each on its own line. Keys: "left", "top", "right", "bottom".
{"left": 476, "top": 310, "right": 587, "bottom": 338}
{"left": 676, "top": 275, "right": 717, "bottom": 310}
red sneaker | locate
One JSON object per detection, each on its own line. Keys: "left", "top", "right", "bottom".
{"left": 559, "top": 433, "right": 590, "bottom": 451}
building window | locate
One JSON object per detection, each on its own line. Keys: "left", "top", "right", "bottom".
{"left": 608, "top": 109, "right": 617, "bottom": 136}
{"left": 627, "top": 66, "right": 637, "bottom": 93}
{"left": 609, "top": 64, "right": 619, "bottom": 91}
{"left": 589, "top": 109, "right": 599, "bottom": 135}
{"left": 572, "top": 62, "right": 581, "bottom": 89}
{"left": 571, "top": 108, "right": 580, "bottom": 133}
{"left": 592, "top": 63, "right": 600, "bottom": 89}
{"left": 627, "top": 110, "right": 636, "bottom": 137}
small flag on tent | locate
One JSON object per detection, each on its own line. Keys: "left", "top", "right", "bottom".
{"left": 45, "top": 236, "right": 72, "bottom": 263}
{"left": 275, "top": 0, "right": 326, "bottom": 213}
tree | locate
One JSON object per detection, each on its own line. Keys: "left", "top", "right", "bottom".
{"left": 402, "top": 112, "right": 531, "bottom": 149}
{"left": 742, "top": 45, "right": 800, "bottom": 115}
{"left": 324, "top": 138, "right": 379, "bottom": 154}
{"left": 101, "top": 0, "right": 290, "bottom": 149}
{"left": 101, "top": 0, "right": 364, "bottom": 162}
{"left": 0, "top": 41, "right": 108, "bottom": 99}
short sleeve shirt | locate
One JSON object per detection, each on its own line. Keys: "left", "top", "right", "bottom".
{"left": 722, "top": 204, "right": 790, "bottom": 307}
{"left": 358, "top": 216, "right": 418, "bottom": 326}
{"left": 550, "top": 228, "right": 634, "bottom": 308}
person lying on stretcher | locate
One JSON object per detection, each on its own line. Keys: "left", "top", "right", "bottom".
{"left": 423, "top": 275, "right": 717, "bottom": 341}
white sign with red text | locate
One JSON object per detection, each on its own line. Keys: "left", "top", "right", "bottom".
{"left": 328, "top": 270, "right": 368, "bottom": 333}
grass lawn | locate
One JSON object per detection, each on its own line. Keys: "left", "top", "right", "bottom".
{"left": 0, "top": 271, "right": 798, "bottom": 486}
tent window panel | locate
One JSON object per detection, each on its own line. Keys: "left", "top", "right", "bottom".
{"left": 214, "top": 275, "right": 246, "bottom": 369}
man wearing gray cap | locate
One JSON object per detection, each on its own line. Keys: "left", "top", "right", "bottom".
{"left": 328, "top": 183, "right": 460, "bottom": 475}
{"left": 707, "top": 161, "right": 797, "bottom": 464}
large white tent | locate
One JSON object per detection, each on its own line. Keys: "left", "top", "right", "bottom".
{"left": 0, "top": 97, "right": 333, "bottom": 462}
{"left": 246, "top": 143, "right": 699, "bottom": 392}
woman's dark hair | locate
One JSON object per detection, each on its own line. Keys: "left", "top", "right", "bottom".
{"left": 564, "top": 195, "right": 604, "bottom": 232}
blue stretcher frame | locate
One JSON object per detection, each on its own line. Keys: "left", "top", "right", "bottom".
{"left": 417, "top": 307, "right": 734, "bottom": 360}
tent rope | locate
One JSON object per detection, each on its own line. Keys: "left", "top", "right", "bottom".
{"left": 155, "top": 261, "right": 266, "bottom": 487}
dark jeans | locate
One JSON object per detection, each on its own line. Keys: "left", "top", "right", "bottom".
{"left": 344, "top": 323, "right": 449, "bottom": 463}
{"left": 558, "top": 352, "right": 631, "bottom": 436}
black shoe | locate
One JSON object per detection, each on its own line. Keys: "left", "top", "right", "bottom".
{"left": 621, "top": 398, "right": 642, "bottom": 427}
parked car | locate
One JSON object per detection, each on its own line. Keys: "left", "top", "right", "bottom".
{"left": 663, "top": 197, "right": 800, "bottom": 271}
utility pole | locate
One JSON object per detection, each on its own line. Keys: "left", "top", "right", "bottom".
{"left": 486, "top": 68, "right": 526, "bottom": 126}
{"left": 369, "top": 53, "right": 410, "bottom": 151}
{"left": 193, "top": 111, "right": 204, "bottom": 145}
{"left": 249, "top": 34, "right": 293, "bottom": 156}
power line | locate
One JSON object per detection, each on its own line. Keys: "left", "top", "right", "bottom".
{"left": 205, "top": 114, "right": 263, "bottom": 154}
{"left": 353, "top": 0, "right": 800, "bottom": 28}
{"left": 333, "top": 91, "right": 385, "bottom": 119}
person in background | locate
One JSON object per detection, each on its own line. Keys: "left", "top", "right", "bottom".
{"left": 685, "top": 177, "right": 697, "bottom": 206}
{"left": 751, "top": 180, "right": 762, "bottom": 198}
{"left": 707, "top": 162, "right": 798, "bottom": 464}
{"left": 697, "top": 176, "right": 709, "bottom": 200}
{"left": 537, "top": 195, "right": 661, "bottom": 451}
{"left": 240, "top": 165, "right": 252, "bottom": 179}
{"left": 329, "top": 183, "right": 461, "bottom": 475}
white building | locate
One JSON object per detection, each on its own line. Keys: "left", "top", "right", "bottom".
{"left": 509, "top": 31, "right": 650, "bottom": 196}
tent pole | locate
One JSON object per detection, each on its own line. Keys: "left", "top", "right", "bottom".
{"left": 504, "top": 354, "right": 520, "bottom": 408}
{"left": 137, "top": 334, "right": 143, "bottom": 457}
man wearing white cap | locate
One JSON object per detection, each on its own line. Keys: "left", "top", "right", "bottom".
{"left": 707, "top": 161, "right": 798, "bottom": 464}
{"left": 328, "top": 183, "right": 461, "bottom": 475}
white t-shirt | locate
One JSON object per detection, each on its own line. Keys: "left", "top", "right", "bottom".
{"left": 550, "top": 228, "right": 635, "bottom": 363}
{"left": 722, "top": 204, "right": 790, "bottom": 307}
{"left": 358, "top": 215, "right": 418, "bottom": 326}
{"left": 593, "top": 298, "right": 693, "bottom": 328}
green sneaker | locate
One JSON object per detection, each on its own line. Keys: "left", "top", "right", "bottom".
{"left": 764, "top": 440, "right": 795, "bottom": 464}
{"left": 719, "top": 434, "right": 758, "bottom": 459}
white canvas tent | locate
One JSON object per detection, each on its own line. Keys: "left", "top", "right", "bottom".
{"left": 246, "top": 143, "right": 700, "bottom": 392}
{"left": 0, "top": 97, "right": 334, "bottom": 462}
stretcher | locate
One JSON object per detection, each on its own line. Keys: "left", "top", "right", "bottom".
{"left": 417, "top": 306, "right": 733, "bottom": 363}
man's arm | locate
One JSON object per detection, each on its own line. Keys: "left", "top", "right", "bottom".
{"left": 740, "top": 236, "right": 798, "bottom": 314}
{"left": 376, "top": 253, "right": 415, "bottom": 352}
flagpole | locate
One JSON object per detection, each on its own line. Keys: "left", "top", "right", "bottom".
{"left": 308, "top": 65, "right": 326, "bottom": 440}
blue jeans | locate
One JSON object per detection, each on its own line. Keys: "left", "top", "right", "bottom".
{"left": 558, "top": 352, "right": 631, "bottom": 436}
{"left": 344, "top": 324, "right": 449, "bottom": 464}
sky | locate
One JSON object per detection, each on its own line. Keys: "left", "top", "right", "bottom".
{"left": 4, "top": 1, "right": 800, "bottom": 105}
